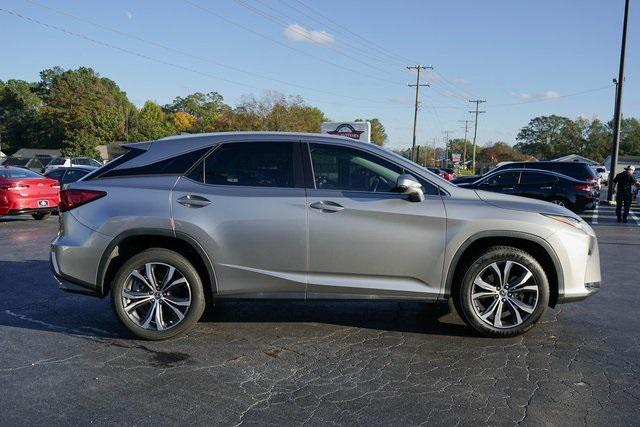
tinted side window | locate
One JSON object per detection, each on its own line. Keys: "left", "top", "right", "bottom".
{"left": 87, "top": 149, "right": 145, "bottom": 180}
{"left": 203, "top": 142, "right": 294, "bottom": 188}
{"left": 100, "top": 147, "right": 211, "bottom": 178}
{"left": 45, "top": 169, "right": 65, "bottom": 180}
{"left": 484, "top": 172, "right": 519, "bottom": 186}
{"left": 63, "top": 169, "right": 89, "bottom": 183}
{"left": 519, "top": 172, "right": 558, "bottom": 185}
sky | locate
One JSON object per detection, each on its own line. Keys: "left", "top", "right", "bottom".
{"left": 1, "top": 0, "right": 638, "bottom": 151}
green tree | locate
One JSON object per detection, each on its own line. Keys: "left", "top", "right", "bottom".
{"left": 45, "top": 67, "right": 129, "bottom": 157}
{"left": 130, "top": 101, "right": 175, "bottom": 141}
{"left": 164, "top": 91, "right": 229, "bottom": 132}
{"left": 355, "top": 118, "right": 387, "bottom": 146}
{"left": 515, "top": 115, "right": 583, "bottom": 160}
{"left": 0, "top": 79, "right": 54, "bottom": 152}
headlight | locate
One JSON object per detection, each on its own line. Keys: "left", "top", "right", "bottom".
{"left": 540, "top": 213, "right": 587, "bottom": 232}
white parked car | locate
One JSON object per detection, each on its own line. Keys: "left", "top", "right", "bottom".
{"left": 592, "top": 165, "right": 609, "bottom": 184}
{"left": 44, "top": 157, "right": 103, "bottom": 173}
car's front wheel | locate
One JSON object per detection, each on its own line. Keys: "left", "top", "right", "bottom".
{"left": 456, "top": 246, "right": 549, "bottom": 337}
{"left": 111, "top": 248, "right": 205, "bottom": 340}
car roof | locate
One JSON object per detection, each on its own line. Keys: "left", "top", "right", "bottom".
{"left": 483, "top": 168, "right": 582, "bottom": 182}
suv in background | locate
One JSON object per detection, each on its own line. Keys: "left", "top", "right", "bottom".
{"left": 44, "top": 157, "right": 102, "bottom": 173}
{"left": 50, "top": 132, "right": 601, "bottom": 340}
{"left": 453, "top": 161, "right": 599, "bottom": 188}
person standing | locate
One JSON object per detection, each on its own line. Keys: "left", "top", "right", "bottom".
{"left": 613, "top": 165, "right": 639, "bottom": 223}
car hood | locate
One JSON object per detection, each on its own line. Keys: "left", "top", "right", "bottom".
{"left": 474, "top": 190, "right": 577, "bottom": 217}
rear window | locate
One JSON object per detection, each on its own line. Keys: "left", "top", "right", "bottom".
{"left": 0, "top": 168, "right": 42, "bottom": 179}
{"left": 48, "top": 158, "right": 66, "bottom": 166}
{"left": 547, "top": 163, "right": 596, "bottom": 179}
{"left": 97, "top": 147, "right": 211, "bottom": 179}
{"left": 2, "top": 158, "right": 28, "bottom": 166}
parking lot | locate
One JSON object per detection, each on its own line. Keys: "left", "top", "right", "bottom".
{"left": 1, "top": 206, "right": 639, "bottom": 426}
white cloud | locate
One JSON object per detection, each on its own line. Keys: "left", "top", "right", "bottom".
{"left": 283, "top": 24, "right": 334, "bottom": 45}
{"left": 510, "top": 92, "right": 532, "bottom": 100}
{"left": 389, "top": 97, "right": 414, "bottom": 105}
{"left": 510, "top": 90, "right": 561, "bottom": 101}
{"left": 538, "top": 91, "right": 560, "bottom": 100}
{"left": 125, "top": 11, "right": 133, "bottom": 20}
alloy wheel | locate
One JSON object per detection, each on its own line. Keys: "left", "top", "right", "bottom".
{"left": 121, "top": 262, "right": 192, "bottom": 331}
{"left": 471, "top": 261, "right": 539, "bottom": 329}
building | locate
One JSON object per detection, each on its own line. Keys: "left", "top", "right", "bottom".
{"left": 552, "top": 154, "right": 599, "bottom": 165}
{"left": 11, "top": 148, "right": 62, "bottom": 159}
{"left": 604, "top": 155, "right": 640, "bottom": 176}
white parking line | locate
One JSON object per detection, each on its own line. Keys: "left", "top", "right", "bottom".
{"left": 591, "top": 204, "right": 599, "bottom": 225}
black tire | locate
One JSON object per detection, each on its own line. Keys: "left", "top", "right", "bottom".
{"left": 32, "top": 212, "right": 51, "bottom": 220}
{"left": 111, "top": 248, "right": 205, "bottom": 340}
{"left": 455, "top": 246, "right": 549, "bottom": 338}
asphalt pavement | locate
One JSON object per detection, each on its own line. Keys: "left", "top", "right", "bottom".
{"left": 0, "top": 210, "right": 639, "bottom": 426}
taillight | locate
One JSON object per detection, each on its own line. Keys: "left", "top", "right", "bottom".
{"left": 575, "top": 184, "right": 593, "bottom": 192}
{"left": 50, "top": 183, "right": 60, "bottom": 189}
{"left": 59, "top": 189, "right": 106, "bottom": 212}
{"left": 0, "top": 184, "right": 29, "bottom": 191}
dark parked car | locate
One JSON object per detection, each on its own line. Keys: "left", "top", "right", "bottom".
{"left": 44, "top": 167, "right": 96, "bottom": 185}
{"left": 427, "top": 167, "right": 445, "bottom": 178}
{"left": 457, "top": 168, "right": 599, "bottom": 211}
{"left": 453, "top": 161, "right": 599, "bottom": 186}
{"left": 2, "top": 157, "right": 45, "bottom": 173}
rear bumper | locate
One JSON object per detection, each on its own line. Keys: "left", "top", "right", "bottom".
{"left": 50, "top": 250, "right": 102, "bottom": 297}
{"left": 6, "top": 207, "right": 56, "bottom": 215}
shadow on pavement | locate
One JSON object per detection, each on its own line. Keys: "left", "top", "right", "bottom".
{"left": 0, "top": 258, "right": 474, "bottom": 340}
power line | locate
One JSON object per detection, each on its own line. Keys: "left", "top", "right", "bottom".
{"left": 491, "top": 86, "right": 611, "bottom": 107}
{"left": 459, "top": 119, "right": 473, "bottom": 164}
{"left": 0, "top": 7, "right": 413, "bottom": 112}
{"left": 20, "top": 0, "right": 402, "bottom": 106}
{"left": 181, "top": 0, "right": 402, "bottom": 87}
{"left": 469, "top": 99, "right": 487, "bottom": 174}
{"left": 230, "top": 0, "right": 404, "bottom": 83}
{"left": 408, "top": 65, "right": 432, "bottom": 162}
{"left": 442, "top": 130, "right": 454, "bottom": 166}
{"left": 251, "top": 0, "right": 404, "bottom": 69}
{"left": 287, "top": 0, "right": 414, "bottom": 65}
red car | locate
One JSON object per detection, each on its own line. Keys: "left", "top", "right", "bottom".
{"left": 0, "top": 166, "right": 60, "bottom": 220}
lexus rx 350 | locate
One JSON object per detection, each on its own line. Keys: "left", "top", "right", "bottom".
{"left": 50, "top": 133, "right": 601, "bottom": 340}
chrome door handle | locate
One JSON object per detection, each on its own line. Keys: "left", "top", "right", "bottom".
{"left": 540, "top": 186, "right": 552, "bottom": 190}
{"left": 177, "top": 194, "right": 211, "bottom": 208}
{"left": 502, "top": 187, "right": 514, "bottom": 190}
{"left": 309, "top": 201, "right": 344, "bottom": 212}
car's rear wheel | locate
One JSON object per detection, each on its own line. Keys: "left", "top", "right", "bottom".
{"left": 32, "top": 212, "right": 51, "bottom": 220}
{"left": 111, "top": 248, "right": 205, "bottom": 340}
{"left": 456, "top": 246, "right": 549, "bottom": 337}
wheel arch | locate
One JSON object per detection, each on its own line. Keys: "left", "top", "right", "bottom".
{"left": 444, "top": 231, "right": 563, "bottom": 307}
{"left": 96, "top": 229, "right": 217, "bottom": 301}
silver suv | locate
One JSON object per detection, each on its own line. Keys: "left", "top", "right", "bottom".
{"left": 50, "top": 132, "right": 601, "bottom": 340}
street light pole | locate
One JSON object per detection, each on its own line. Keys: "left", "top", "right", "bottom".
{"left": 607, "top": 0, "right": 630, "bottom": 203}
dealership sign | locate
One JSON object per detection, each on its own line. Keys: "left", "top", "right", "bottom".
{"left": 321, "top": 121, "right": 371, "bottom": 142}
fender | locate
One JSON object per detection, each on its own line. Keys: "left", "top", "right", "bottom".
{"left": 96, "top": 228, "right": 217, "bottom": 297}
{"left": 442, "top": 230, "right": 564, "bottom": 299}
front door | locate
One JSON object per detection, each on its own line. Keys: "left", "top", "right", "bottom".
{"left": 171, "top": 141, "right": 308, "bottom": 298}
{"left": 305, "top": 142, "right": 447, "bottom": 300}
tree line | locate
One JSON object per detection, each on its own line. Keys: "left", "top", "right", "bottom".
{"left": 0, "top": 66, "right": 388, "bottom": 157}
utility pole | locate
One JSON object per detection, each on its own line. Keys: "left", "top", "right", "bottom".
{"left": 442, "top": 130, "right": 453, "bottom": 167}
{"left": 459, "top": 119, "right": 473, "bottom": 166}
{"left": 408, "top": 65, "right": 432, "bottom": 162}
{"left": 607, "top": 0, "right": 630, "bottom": 204}
{"left": 431, "top": 137, "right": 437, "bottom": 166}
{"left": 469, "top": 100, "right": 486, "bottom": 174}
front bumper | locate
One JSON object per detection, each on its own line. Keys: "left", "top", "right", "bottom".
{"left": 546, "top": 227, "right": 601, "bottom": 304}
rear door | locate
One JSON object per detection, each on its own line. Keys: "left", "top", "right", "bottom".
{"left": 476, "top": 171, "right": 520, "bottom": 195}
{"left": 516, "top": 171, "right": 559, "bottom": 201}
{"left": 304, "top": 142, "right": 446, "bottom": 300}
{"left": 171, "top": 141, "right": 308, "bottom": 298}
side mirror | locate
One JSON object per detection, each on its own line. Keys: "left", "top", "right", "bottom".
{"left": 396, "top": 174, "right": 425, "bottom": 202}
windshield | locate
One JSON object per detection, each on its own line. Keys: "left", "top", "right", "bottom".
{"left": 0, "top": 168, "right": 42, "bottom": 179}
